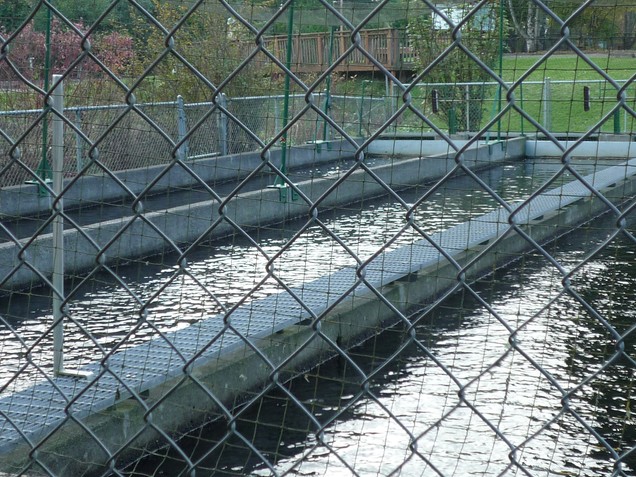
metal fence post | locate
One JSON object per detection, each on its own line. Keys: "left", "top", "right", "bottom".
{"left": 465, "top": 84, "right": 470, "bottom": 131}
{"left": 384, "top": 76, "right": 390, "bottom": 126}
{"left": 543, "top": 77, "right": 552, "bottom": 131}
{"left": 614, "top": 109, "right": 621, "bottom": 134}
{"left": 217, "top": 93, "right": 228, "bottom": 156}
{"left": 74, "top": 109, "right": 83, "bottom": 172}
{"left": 50, "top": 77, "right": 91, "bottom": 378}
{"left": 358, "top": 80, "right": 367, "bottom": 137}
{"left": 51, "top": 75, "right": 65, "bottom": 376}
{"left": 36, "top": 5, "right": 53, "bottom": 196}
{"left": 322, "top": 26, "right": 336, "bottom": 142}
{"left": 274, "top": 97, "right": 280, "bottom": 139}
{"left": 176, "top": 95, "right": 189, "bottom": 160}
{"left": 449, "top": 106, "right": 457, "bottom": 135}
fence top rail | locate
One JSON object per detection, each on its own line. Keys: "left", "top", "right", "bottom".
{"left": 403, "top": 79, "right": 631, "bottom": 88}
{"left": 0, "top": 100, "right": 179, "bottom": 118}
{"left": 0, "top": 95, "right": 307, "bottom": 118}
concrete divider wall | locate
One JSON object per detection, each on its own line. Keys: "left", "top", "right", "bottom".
{"left": 526, "top": 138, "right": 636, "bottom": 158}
{"left": 0, "top": 138, "right": 525, "bottom": 291}
{"left": 368, "top": 135, "right": 636, "bottom": 160}
{"left": 0, "top": 140, "right": 359, "bottom": 219}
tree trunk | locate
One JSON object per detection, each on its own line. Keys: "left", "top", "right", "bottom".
{"left": 525, "top": 2, "right": 538, "bottom": 52}
{"left": 508, "top": 0, "right": 543, "bottom": 53}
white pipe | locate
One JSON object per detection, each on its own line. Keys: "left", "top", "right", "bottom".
{"left": 51, "top": 74, "right": 65, "bottom": 375}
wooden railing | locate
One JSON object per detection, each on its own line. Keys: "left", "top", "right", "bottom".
{"left": 264, "top": 27, "right": 416, "bottom": 74}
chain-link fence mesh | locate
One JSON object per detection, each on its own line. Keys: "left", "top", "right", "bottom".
{"left": 0, "top": 93, "right": 384, "bottom": 187}
{"left": 1, "top": 0, "right": 636, "bottom": 476}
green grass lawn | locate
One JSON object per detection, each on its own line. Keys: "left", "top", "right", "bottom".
{"left": 501, "top": 54, "right": 636, "bottom": 82}
{"left": 499, "top": 55, "right": 636, "bottom": 135}
{"left": 344, "top": 54, "right": 636, "bottom": 136}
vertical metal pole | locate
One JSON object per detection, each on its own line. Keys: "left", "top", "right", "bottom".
{"left": 465, "top": 84, "right": 470, "bottom": 131}
{"left": 583, "top": 86, "right": 591, "bottom": 112}
{"left": 519, "top": 83, "right": 524, "bottom": 135}
{"left": 274, "top": 98, "right": 279, "bottom": 138}
{"left": 74, "top": 110, "right": 83, "bottom": 172}
{"left": 176, "top": 95, "right": 189, "bottom": 159}
{"left": 51, "top": 74, "right": 65, "bottom": 375}
{"left": 322, "top": 26, "right": 336, "bottom": 142}
{"left": 358, "top": 80, "right": 367, "bottom": 137}
{"left": 497, "top": 0, "right": 504, "bottom": 140}
{"left": 449, "top": 107, "right": 457, "bottom": 135}
{"left": 614, "top": 109, "right": 621, "bottom": 134}
{"left": 278, "top": 0, "right": 294, "bottom": 186}
{"left": 384, "top": 76, "right": 390, "bottom": 122}
{"left": 389, "top": 78, "right": 397, "bottom": 133}
{"left": 218, "top": 93, "right": 228, "bottom": 156}
{"left": 36, "top": 6, "right": 53, "bottom": 195}
{"left": 543, "top": 77, "right": 552, "bottom": 131}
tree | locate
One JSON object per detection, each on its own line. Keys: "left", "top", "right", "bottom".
{"left": 0, "top": 0, "right": 32, "bottom": 31}
{"left": 136, "top": 0, "right": 269, "bottom": 101}
{"left": 547, "top": 1, "right": 620, "bottom": 49}
{"left": 408, "top": 1, "right": 506, "bottom": 132}
{"left": 624, "top": 10, "right": 636, "bottom": 49}
{"left": 506, "top": 0, "right": 635, "bottom": 52}
{"left": 29, "top": 0, "right": 154, "bottom": 34}
{"left": 506, "top": 0, "right": 547, "bottom": 53}
{"left": 0, "top": 19, "right": 134, "bottom": 82}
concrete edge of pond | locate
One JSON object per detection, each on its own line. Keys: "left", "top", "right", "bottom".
{"left": 0, "top": 138, "right": 524, "bottom": 291}
{"left": 0, "top": 140, "right": 360, "bottom": 219}
{"left": 368, "top": 136, "right": 636, "bottom": 159}
{"left": 2, "top": 146, "right": 636, "bottom": 476}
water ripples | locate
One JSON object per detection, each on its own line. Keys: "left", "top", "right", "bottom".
{"left": 2, "top": 157, "right": 633, "bottom": 475}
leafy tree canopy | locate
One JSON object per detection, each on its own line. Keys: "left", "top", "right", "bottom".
{"left": 0, "top": 0, "right": 32, "bottom": 31}
{"left": 0, "top": 0, "right": 155, "bottom": 33}
{"left": 408, "top": 1, "right": 506, "bottom": 131}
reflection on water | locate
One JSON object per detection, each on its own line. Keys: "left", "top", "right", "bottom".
{"left": 128, "top": 214, "right": 636, "bottom": 477}
{"left": 1, "top": 157, "right": 633, "bottom": 475}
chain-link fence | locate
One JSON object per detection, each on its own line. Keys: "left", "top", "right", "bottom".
{"left": 3, "top": 77, "right": 631, "bottom": 188}
{"left": 2, "top": 1, "right": 636, "bottom": 476}
{"left": 0, "top": 93, "right": 386, "bottom": 187}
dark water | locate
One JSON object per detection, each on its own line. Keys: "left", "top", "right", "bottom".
{"left": 1, "top": 158, "right": 634, "bottom": 476}
{"left": 123, "top": 213, "right": 636, "bottom": 477}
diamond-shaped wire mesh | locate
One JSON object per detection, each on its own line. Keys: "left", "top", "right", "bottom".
{"left": 1, "top": 0, "right": 636, "bottom": 476}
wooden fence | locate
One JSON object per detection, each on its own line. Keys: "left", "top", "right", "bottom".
{"left": 264, "top": 27, "right": 416, "bottom": 74}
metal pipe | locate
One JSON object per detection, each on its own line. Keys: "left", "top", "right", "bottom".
{"left": 278, "top": 0, "right": 294, "bottom": 186}
{"left": 36, "top": 5, "right": 53, "bottom": 195}
{"left": 322, "top": 26, "right": 336, "bottom": 142}
{"left": 176, "top": 95, "right": 189, "bottom": 160}
{"left": 497, "top": 0, "right": 504, "bottom": 140}
{"left": 51, "top": 74, "right": 65, "bottom": 375}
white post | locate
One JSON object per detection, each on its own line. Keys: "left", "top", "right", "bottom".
{"left": 176, "top": 95, "right": 189, "bottom": 160}
{"left": 543, "top": 77, "right": 552, "bottom": 131}
{"left": 217, "top": 93, "right": 228, "bottom": 156}
{"left": 385, "top": 75, "right": 390, "bottom": 124}
{"left": 274, "top": 97, "right": 280, "bottom": 138}
{"left": 465, "top": 84, "right": 470, "bottom": 131}
{"left": 51, "top": 74, "right": 65, "bottom": 375}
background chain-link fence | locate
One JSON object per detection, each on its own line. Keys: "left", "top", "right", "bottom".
{"left": 1, "top": 0, "right": 636, "bottom": 476}
{"left": 0, "top": 93, "right": 387, "bottom": 187}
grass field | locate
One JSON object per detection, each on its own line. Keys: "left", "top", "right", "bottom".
{"left": 501, "top": 54, "right": 636, "bottom": 82}
{"left": 498, "top": 55, "right": 636, "bottom": 135}
{"left": 346, "top": 54, "right": 636, "bottom": 136}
